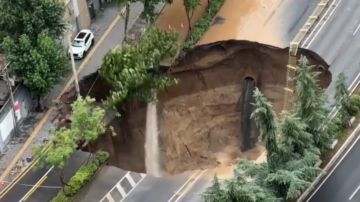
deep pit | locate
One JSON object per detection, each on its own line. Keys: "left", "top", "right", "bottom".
{"left": 57, "top": 40, "right": 331, "bottom": 176}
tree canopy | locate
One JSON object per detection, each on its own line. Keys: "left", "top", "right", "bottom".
{"left": 33, "top": 97, "right": 107, "bottom": 189}
{"left": 0, "top": 0, "right": 68, "bottom": 111}
{"left": 334, "top": 72, "right": 352, "bottom": 125}
{"left": 100, "top": 26, "right": 179, "bottom": 110}
{"left": 294, "top": 56, "right": 333, "bottom": 152}
{"left": 2, "top": 31, "right": 68, "bottom": 110}
{"left": 0, "top": 0, "right": 66, "bottom": 45}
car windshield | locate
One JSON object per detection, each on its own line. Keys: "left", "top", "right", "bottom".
{"left": 72, "top": 40, "right": 84, "bottom": 47}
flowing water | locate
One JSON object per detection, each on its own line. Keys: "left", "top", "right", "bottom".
{"left": 145, "top": 102, "right": 163, "bottom": 177}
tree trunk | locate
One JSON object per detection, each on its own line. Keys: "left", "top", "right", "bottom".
{"left": 36, "top": 95, "right": 44, "bottom": 112}
{"left": 124, "top": 2, "right": 131, "bottom": 43}
{"left": 186, "top": 10, "right": 192, "bottom": 34}
{"left": 143, "top": 1, "right": 156, "bottom": 23}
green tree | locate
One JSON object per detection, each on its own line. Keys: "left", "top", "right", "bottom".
{"left": 33, "top": 128, "right": 76, "bottom": 192}
{"left": 251, "top": 88, "right": 279, "bottom": 172}
{"left": 33, "top": 96, "right": 110, "bottom": 194}
{"left": 278, "top": 112, "right": 315, "bottom": 157}
{"left": 244, "top": 88, "right": 321, "bottom": 200}
{"left": 2, "top": 31, "right": 68, "bottom": 111}
{"left": 201, "top": 173, "right": 225, "bottom": 202}
{"left": 142, "top": 0, "right": 173, "bottom": 23}
{"left": 183, "top": 0, "right": 201, "bottom": 33}
{"left": 295, "top": 55, "right": 333, "bottom": 152}
{"left": 0, "top": 0, "right": 66, "bottom": 45}
{"left": 106, "top": 0, "right": 134, "bottom": 42}
{"left": 334, "top": 72, "right": 352, "bottom": 126}
{"left": 71, "top": 97, "right": 108, "bottom": 153}
{"left": 100, "top": 26, "right": 179, "bottom": 110}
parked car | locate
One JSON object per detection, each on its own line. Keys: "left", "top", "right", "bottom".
{"left": 69, "top": 29, "right": 95, "bottom": 60}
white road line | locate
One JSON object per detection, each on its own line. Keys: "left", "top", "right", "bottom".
{"left": 306, "top": 124, "right": 360, "bottom": 202}
{"left": 173, "top": 170, "right": 207, "bottom": 202}
{"left": 167, "top": 170, "right": 201, "bottom": 202}
{"left": 302, "top": 0, "right": 343, "bottom": 48}
{"left": 19, "top": 166, "right": 54, "bottom": 202}
{"left": 349, "top": 184, "right": 360, "bottom": 200}
{"left": 353, "top": 22, "right": 360, "bottom": 35}
{"left": 119, "top": 174, "right": 146, "bottom": 202}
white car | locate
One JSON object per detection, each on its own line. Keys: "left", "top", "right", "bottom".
{"left": 69, "top": 29, "right": 95, "bottom": 60}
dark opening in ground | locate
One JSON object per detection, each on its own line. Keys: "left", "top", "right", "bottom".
{"left": 55, "top": 40, "right": 331, "bottom": 176}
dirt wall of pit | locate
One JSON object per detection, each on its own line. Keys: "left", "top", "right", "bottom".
{"left": 59, "top": 40, "right": 331, "bottom": 175}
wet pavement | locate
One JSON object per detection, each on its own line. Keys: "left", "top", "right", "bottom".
{"left": 198, "top": 0, "right": 320, "bottom": 48}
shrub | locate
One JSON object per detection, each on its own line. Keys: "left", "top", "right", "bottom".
{"left": 351, "top": 94, "right": 360, "bottom": 107}
{"left": 349, "top": 104, "right": 359, "bottom": 117}
{"left": 329, "top": 116, "right": 344, "bottom": 138}
{"left": 50, "top": 151, "right": 109, "bottom": 202}
{"left": 181, "top": 0, "right": 226, "bottom": 53}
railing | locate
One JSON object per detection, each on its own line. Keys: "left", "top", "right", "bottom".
{"left": 283, "top": 0, "right": 330, "bottom": 111}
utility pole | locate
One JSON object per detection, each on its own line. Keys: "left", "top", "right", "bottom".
{"left": 67, "top": 36, "right": 81, "bottom": 98}
{"left": 1, "top": 62, "right": 18, "bottom": 137}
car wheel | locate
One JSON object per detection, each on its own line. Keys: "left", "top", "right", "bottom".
{"left": 91, "top": 38, "right": 94, "bottom": 46}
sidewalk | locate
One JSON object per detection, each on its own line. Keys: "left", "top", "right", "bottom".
{"left": 0, "top": 2, "right": 122, "bottom": 183}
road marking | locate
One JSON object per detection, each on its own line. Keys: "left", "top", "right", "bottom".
{"left": 0, "top": 108, "right": 55, "bottom": 197}
{"left": 0, "top": 5, "right": 123, "bottom": 196}
{"left": 0, "top": 158, "right": 40, "bottom": 199}
{"left": 353, "top": 22, "right": 360, "bottom": 35}
{"left": 119, "top": 173, "right": 146, "bottom": 202}
{"left": 302, "top": 0, "right": 343, "bottom": 48}
{"left": 306, "top": 124, "right": 360, "bottom": 202}
{"left": 21, "top": 175, "right": 48, "bottom": 202}
{"left": 349, "top": 184, "right": 360, "bottom": 200}
{"left": 20, "top": 166, "right": 53, "bottom": 201}
{"left": 167, "top": 170, "right": 207, "bottom": 202}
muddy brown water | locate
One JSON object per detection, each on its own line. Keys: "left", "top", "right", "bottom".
{"left": 57, "top": 40, "right": 331, "bottom": 175}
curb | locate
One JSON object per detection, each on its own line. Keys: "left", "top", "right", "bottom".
{"left": 69, "top": 160, "right": 108, "bottom": 202}
{"left": 297, "top": 123, "right": 360, "bottom": 202}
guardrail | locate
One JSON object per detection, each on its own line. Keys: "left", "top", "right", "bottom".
{"left": 283, "top": 0, "right": 330, "bottom": 111}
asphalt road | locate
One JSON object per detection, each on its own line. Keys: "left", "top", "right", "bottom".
{"left": 0, "top": 151, "right": 87, "bottom": 202}
{"left": 309, "top": 0, "right": 360, "bottom": 100}
{"left": 303, "top": 1, "right": 360, "bottom": 201}
{"left": 307, "top": 128, "right": 360, "bottom": 202}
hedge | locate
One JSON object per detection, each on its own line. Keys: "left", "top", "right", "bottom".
{"left": 181, "top": 0, "right": 226, "bottom": 54}
{"left": 50, "top": 151, "right": 109, "bottom": 202}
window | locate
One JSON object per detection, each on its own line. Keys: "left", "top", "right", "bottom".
{"left": 85, "top": 35, "right": 90, "bottom": 44}
{"left": 77, "top": 32, "right": 86, "bottom": 39}
{"left": 72, "top": 40, "right": 84, "bottom": 47}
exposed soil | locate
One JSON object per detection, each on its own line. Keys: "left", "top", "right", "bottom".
{"left": 56, "top": 40, "right": 331, "bottom": 176}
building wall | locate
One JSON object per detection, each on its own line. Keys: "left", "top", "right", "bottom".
{"left": 62, "top": 0, "right": 91, "bottom": 50}
{"left": 0, "top": 85, "right": 33, "bottom": 152}
{"left": 77, "top": 0, "right": 91, "bottom": 30}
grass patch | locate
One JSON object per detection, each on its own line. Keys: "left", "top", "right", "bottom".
{"left": 180, "top": 0, "right": 226, "bottom": 54}
{"left": 50, "top": 151, "right": 109, "bottom": 202}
